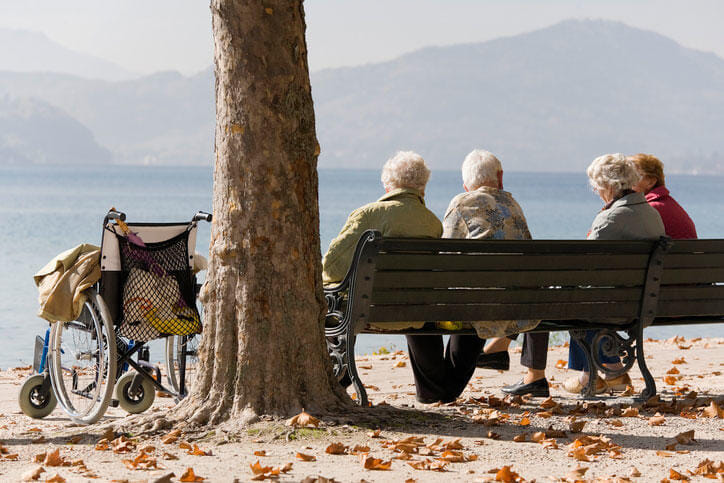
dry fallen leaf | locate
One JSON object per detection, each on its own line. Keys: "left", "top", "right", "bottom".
{"left": 360, "top": 454, "right": 391, "bottom": 470}
{"left": 656, "top": 450, "right": 674, "bottom": 457}
{"left": 487, "top": 431, "right": 500, "bottom": 440}
{"left": 325, "top": 442, "right": 348, "bottom": 455}
{"left": 44, "top": 474, "right": 65, "bottom": 483}
{"left": 569, "top": 420, "right": 586, "bottom": 433}
{"left": 664, "top": 375, "right": 678, "bottom": 385}
{"left": 161, "top": 429, "right": 182, "bottom": 444}
{"left": 21, "top": 466, "right": 45, "bottom": 481}
{"left": 621, "top": 407, "right": 639, "bottom": 417}
{"left": 666, "top": 367, "right": 680, "bottom": 375}
{"left": 519, "top": 417, "right": 531, "bottom": 427}
{"left": 674, "top": 430, "right": 695, "bottom": 445}
{"left": 180, "top": 467, "right": 204, "bottom": 482}
{"left": 630, "top": 467, "right": 641, "bottom": 477}
{"left": 669, "top": 468, "right": 689, "bottom": 480}
{"left": 687, "top": 458, "right": 723, "bottom": 479}
{"left": 253, "top": 450, "right": 266, "bottom": 457}
{"left": 567, "top": 465, "right": 589, "bottom": 480}
{"left": 495, "top": 465, "right": 522, "bottom": 482}
{"left": 702, "top": 401, "right": 723, "bottom": 418}
{"left": 287, "top": 411, "right": 321, "bottom": 428}
{"left": 350, "top": 445, "right": 370, "bottom": 455}
{"left": 44, "top": 449, "right": 67, "bottom": 467}
{"left": 649, "top": 413, "right": 666, "bottom": 426}
{"left": 393, "top": 361, "right": 406, "bottom": 368}
{"left": 672, "top": 357, "right": 686, "bottom": 364}
{"left": 367, "top": 429, "right": 382, "bottom": 438}
{"left": 555, "top": 360, "right": 567, "bottom": 369}
{"left": 94, "top": 438, "right": 109, "bottom": 451}
{"left": 296, "top": 452, "right": 317, "bottom": 462}
{"left": 529, "top": 432, "right": 545, "bottom": 443}
{"left": 187, "top": 444, "right": 212, "bottom": 456}
{"left": 569, "top": 447, "right": 593, "bottom": 462}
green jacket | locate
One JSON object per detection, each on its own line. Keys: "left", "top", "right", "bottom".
{"left": 322, "top": 188, "right": 442, "bottom": 285}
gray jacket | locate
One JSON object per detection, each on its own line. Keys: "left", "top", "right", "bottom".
{"left": 588, "top": 192, "right": 665, "bottom": 240}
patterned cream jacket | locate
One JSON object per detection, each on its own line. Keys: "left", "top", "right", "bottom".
{"left": 442, "top": 186, "right": 540, "bottom": 338}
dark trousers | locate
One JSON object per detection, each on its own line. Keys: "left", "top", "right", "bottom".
{"left": 405, "top": 334, "right": 484, "bottom": 403}
{"left": 568, "top": 329, "right": 620, "bottom": 371}
{"left": 505, "top": 332, "right": 550, "bottom": 371}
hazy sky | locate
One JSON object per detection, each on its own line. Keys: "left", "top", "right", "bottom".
{"left": 1, "top": 0, "right": 723, "bottom": 75}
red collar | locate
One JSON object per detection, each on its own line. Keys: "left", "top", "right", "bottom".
{"left": 645, "top": 186, "right": 669, "bottom": 202}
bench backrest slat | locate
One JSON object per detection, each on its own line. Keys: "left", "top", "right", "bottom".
{"left": 371, "top": 287, "right": 643, "bottom": 305}
{"left": 374, "top": 269, "right": 646, "bottom": 289}
{"left": 375, "top": 253, "right": 651, "bottom": 271}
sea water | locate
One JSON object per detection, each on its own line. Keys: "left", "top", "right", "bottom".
{"left": 1, "top": 165, "right": 722, "bottom": 368}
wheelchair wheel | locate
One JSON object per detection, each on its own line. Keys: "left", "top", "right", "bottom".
{"left": 165, "top": 334, "right": 199, "bottom": 397}
{"left": 18, "top": 374, "right": 57, "bottom": 419}
{"left": 49, "top": 288, "right": 116, "bottom": 425}
{"left": 115, "top": 371, "right": 155, "bottom": 414}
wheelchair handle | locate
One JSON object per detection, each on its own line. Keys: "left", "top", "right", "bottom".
{"left": 193, "top": 211, "right": 213, "bottom": 223}
{"left": 105, "top": 208, "right": 126, "bottom": 225}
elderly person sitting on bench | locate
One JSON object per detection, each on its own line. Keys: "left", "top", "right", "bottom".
{"left": 444, "top": 149, "right": 549, "bottom": 397}
{"left": 564, "top": 153, "right": 665, "bottom": 394}
{"left": 322, "top": 150, "right": 442, "bottom": 285}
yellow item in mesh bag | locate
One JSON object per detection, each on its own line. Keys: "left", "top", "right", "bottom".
{"left": 143, "top": 305, "right": 200, "bottom": 336}
{"left": 436, "top": 321, "right": 463, "bottom": 330}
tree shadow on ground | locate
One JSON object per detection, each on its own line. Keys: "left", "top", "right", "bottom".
{"left": 321, "top": 393, "right": 724, "bottom": 453}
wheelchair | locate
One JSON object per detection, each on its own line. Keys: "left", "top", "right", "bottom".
{"left": 19, "top": 209, "right": 211, "bottom": 425}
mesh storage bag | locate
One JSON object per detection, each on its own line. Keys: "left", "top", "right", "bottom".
{"left": 117, "top": 230, "right": 201, "bottom": 341}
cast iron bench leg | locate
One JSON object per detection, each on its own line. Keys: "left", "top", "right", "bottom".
{"left": 345, "top": 329, "right": 368, "bottom": 406}
{"left": 634, "top": 324, "right": 657, "bottom": 400}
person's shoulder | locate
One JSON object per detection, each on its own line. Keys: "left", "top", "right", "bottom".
{"left": 453, "top": 189, "right": 497, "bottom": 207}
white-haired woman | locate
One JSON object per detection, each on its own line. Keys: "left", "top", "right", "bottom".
{"left": 565, "top": 153, "right": 665, "bottom": 394}
{"left": 322, "top": 150, "right": 441, "bottom": 285}
{"left": 443, "top": 149, "right": 549, "bottom": 397}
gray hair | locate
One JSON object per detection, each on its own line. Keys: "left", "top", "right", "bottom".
{"left": 381, "top": 151, "right": 431, "bottom": 191}
{"left": 587, "top": 153, "right": 641, "bottom": 194}
{"left": 462, "top": 149, "right": 502, "bottom": 190}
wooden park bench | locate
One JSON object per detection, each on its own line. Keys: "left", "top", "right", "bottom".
{"left": 324, "top": 230, "right": 724, "bottom": 406}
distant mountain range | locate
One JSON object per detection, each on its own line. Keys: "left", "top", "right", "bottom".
{"left": 0, "top": 28, "right": 136, "bottom": 81}
{"left": 1, "top": 20, "right": 723, "bottom": 172}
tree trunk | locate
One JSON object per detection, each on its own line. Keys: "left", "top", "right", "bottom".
{"left": 172, "top": 0, "right": 350, "bottom": 427}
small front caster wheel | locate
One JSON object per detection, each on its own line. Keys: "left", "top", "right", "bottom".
{"left": 19, "top": 374, "right": 57, "bottom": 419}
{"left": 115, "top": 372, "right": 155, "bottom": 414}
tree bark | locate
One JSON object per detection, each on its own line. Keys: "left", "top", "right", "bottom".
{"left": 170, "top": 0, "right": 350, "bottom": 427}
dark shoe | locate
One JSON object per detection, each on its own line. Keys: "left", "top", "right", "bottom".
{"left": 476, "top": 351, "right": 510, "bottom": 370}
{"left": 502, "top": 378, "right": 550, "bottom": 397}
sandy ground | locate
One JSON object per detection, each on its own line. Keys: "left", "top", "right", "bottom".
{"left": 0, "top": 336, "right": 722, "bottom": 482}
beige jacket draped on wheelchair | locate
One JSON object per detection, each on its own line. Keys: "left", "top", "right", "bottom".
{"left": 34, "top": 243, "right": 101, "bottom": 322}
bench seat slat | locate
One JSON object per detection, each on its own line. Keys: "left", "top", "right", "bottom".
{"left": 660, "top": 285, "right": 724, "bottom": 300}
{"left": 368, "top": 302, "right": 639, "bottom": 322}
{"left": 374, "top": 269, "right": 646, "bottom": 289}
{"left": 375, "top": 253, "right": 650, "bottom": 271}
{"left": 371, "top": 287, "right": 642, "bottom": 305}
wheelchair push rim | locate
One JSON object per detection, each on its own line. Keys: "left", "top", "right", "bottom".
{"left": 49, "top": 288, "right": 117, "bottom": 425}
